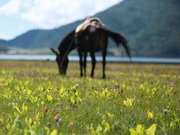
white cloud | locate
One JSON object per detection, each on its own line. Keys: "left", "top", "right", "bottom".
{"left": 0, "top": 33, "right": 10, "bottom": 40}
{"left": 0, "top": 0, "right": 21, "bottom": 15}
{"left": 0, "top": 0, "right": 122, "bottom": 39}
{"left": 1, "top": 0, "right": 122, "bottom": 28}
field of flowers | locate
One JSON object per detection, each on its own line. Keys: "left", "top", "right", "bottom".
{"left": 0, "top": 60, "right": 179, "bottom": 135}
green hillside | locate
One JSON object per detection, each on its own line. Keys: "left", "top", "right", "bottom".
{"left": 1, "top": 0, "right": 180, "bottom": 57}
{"left": 96, "top": 0, "right": 180, "bottom": 57}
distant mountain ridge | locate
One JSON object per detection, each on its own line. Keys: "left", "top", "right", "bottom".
{"left": 1, "top": 0, "right": 180, "bottom": 57}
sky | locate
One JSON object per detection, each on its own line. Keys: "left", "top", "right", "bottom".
{"left": 0, "top": 0, "right": 122, "bottom": 40}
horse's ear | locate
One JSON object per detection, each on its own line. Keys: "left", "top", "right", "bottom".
{"left": 50, "top": 48, "right": 59, "bottom": 56}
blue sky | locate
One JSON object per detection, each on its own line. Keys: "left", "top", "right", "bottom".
{"left": 0, "top": 0, "right": 122, "bottom": 40}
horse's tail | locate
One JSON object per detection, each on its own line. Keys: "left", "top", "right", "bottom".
{"left": 100, "top": 27, "right": 131, "bottom": 58}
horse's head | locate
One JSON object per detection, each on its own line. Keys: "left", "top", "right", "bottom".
{"left": 50, "top": 48, "right": 69, "bottom": 75}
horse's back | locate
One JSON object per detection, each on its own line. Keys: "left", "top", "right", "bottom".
{"left": 79, "top": 26, "right": 108, "bottom": 52}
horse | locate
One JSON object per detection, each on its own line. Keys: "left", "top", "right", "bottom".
{"left": 50, "top": 23, "right": 131, "bottom": 78}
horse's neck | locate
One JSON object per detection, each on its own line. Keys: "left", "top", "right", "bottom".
{"left": 59, "top": 41, "right": 75, "bottom": 55}
{"left": 59, "top": 30, "right": 76, "bottom": 54}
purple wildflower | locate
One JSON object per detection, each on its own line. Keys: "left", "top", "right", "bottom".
{"left": 22, "top": 73, "right": 27, "bottom": 76}
{"left": 75, "top": 84, "right": 79, "bottom": 87}
{"left": 54, "top": 117, "right": 59, "bottom": 121}
{"left": 29, "top": 72, "right": 34, "bottom": 77}
{"left": 54, "top": 117, "right": 62, "bottom": 122}
{"left": 58, "top": 118, "right": 62, "bottom": 122}
{"left": 109, "top": 89, "right": 113, "bottom": 92}
{"left": 169, "top": 81, "right": 174, "bottom": 86}
{"left": 176, "top": 109, "right": 180, "bottom": 111}
{"left": 163, "top": 109, "right": 169, "bottom": 114}
{"left": 47, "top": 122, "right": 51, "bottom": 126}
{"left": 131, "top": 82, "right": 136, "bottom": 86}
{"left": 158, "top": 82, "right": 162, "bottom": 86}
{"left": 41, "top": 77, "right": 45, "bottom": 81}
{"left": 68, "top": 122, "right": 74, "bottom": 126}
{"left": 48, "top": 75, "right": 53, "bottom": 79}
{"left": 116, "top": 88, "right": 122, "bottom": 91}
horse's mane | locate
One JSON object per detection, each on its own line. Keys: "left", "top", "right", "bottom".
{"left": 58, "top": 30, "right": 75, "bottom": 53}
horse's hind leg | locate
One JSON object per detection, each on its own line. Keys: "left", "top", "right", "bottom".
{"left": 83, "top": 52, "right": 87, "bottom": 77}
{"left": 90, "top": 52, "right": 96, "bottom": 78}
{"left": 78, "top": 50, "right": 83, "bottom": 77}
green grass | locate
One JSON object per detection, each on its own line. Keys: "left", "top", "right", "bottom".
{"left": 0, "top": 61, "right": 179, "bottom": 135}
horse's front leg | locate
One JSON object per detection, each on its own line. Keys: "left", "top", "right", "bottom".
{"left": 102, "top": 51, "right": 107, "bottom": 79}
{"left": 78, "top": 50, "right": 83, "bottom": 77}
{"left": 90, "top": 52, "right": 96, "bottom": 78}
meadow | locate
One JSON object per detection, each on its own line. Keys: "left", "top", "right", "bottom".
{"left": 0, "top": 60, "right": 179, "bottom": 135}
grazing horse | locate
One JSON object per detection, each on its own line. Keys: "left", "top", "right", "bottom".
{"left": 50, "top": 30, "right": 76, "bottom": 75}
{"left": 51, "top": 20, "right": 131, "bottom": 78}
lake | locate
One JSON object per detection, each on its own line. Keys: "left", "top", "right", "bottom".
{"left": 0, "top": 55, "right": 180, "bottom": 63}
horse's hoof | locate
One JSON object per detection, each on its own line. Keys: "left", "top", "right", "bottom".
{"left": 102, "top": 75, "right": 106, "bottom": 79}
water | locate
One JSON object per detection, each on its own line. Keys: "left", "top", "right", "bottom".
{"left": 0, "top": 55, "right": 180, "bottom": 63}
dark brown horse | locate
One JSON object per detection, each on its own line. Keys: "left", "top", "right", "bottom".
{"left": 51, "top": 24, "right": 131, "bottom": 78}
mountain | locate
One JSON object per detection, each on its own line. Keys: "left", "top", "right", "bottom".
{"left": 2, "top": 21, "right": 81, "bottom": 49}
{"left": 1, "top": 0, "right": 180, "bottom": 57}
{"left": 0, "top": 39, "right": 8, "bottom": 45}
{"left": 96, "top": 0, "right": 180, "bottom": 57}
